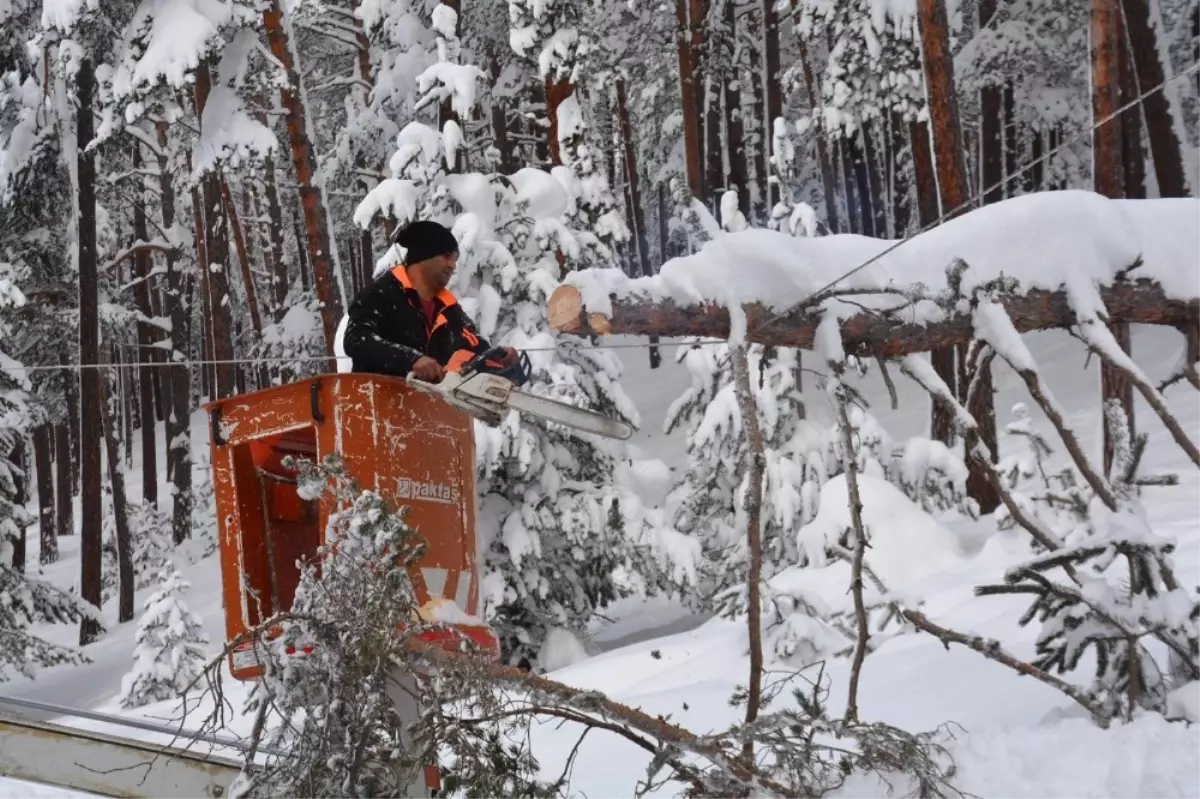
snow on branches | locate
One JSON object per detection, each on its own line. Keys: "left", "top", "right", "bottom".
{"left": 119, "top": 566, "right": 208, "bottom": 708}
{"left": 352, "top": 7, "right": 691, "bottom": 668}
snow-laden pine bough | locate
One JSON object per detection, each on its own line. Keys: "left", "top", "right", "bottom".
{"left": 549, "top": 191, "right": 1200, "bottom": 730}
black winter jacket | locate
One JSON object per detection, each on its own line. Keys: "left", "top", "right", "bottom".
{"left": 341, "top": 265, "right": 492, "bottom": 376}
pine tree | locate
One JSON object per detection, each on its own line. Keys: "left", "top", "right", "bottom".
{"left": 119, "top": 567, "right": 208, "bottom": 708}
{"left": 0, "top": 266, "right": 95, "bottom": 681}
{"left": 354, "top": 5, "right": 694, "bottom": 668}
{"left": 977, "top": 402, "right": 1199, "bottom": 722}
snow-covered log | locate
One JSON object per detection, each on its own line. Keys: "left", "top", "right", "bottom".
{"left": 550, "top": 280, "right": 1195, "bottom": 355}
{"left": 547, "top": 193, "right": 1199, "bottom": 353}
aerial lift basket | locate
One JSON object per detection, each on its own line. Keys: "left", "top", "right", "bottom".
{"left": 203, "top": 372, "right": 500, "bottom": 682}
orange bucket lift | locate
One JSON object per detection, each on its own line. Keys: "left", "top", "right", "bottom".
{"left": 202, "top": 353, "right": 633, "bottom": 795}
{"left": 203, "top": 373, "right": 501, "bottom": 683}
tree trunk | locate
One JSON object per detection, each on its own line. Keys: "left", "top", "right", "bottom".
{"left": 100, "top": 361, "right": 134, "bottom": 624}
{"left": 488, "top": 51, "right": 518, "bottom": 174}
{"left": 704, "top": 74, "right": 723, "bottom": 211}
{"left": 130, "top": 143, "right": 158, "bottom": 507}
{"left": 748, "top": 9, "right": 767, "bottom": 221}
{"left": 1002, "top": 84, "right": 1018, "bottom": 196}
{"left": 54, "top": 420, "right": 73, "bottom": 539}
{"left": 1026, "top": 128, "right": 1045, "bottom": 192}
{"left": 798, "top": 39, "right": 840, "bottom": 233}
{"left": 862, "top": 123, "right": 886, "bottom": 236}
{"left": 850, "top": 135, "right": 874, "bottom": 236}
{"left": 724, "top": 0, "right": 749, "bottom": 218}
{"left": 922, "top": 0, "right": 999, "bottom": 509}
{"left": 1119, "top": 14, "right": 1147, "bottom": 199}
{"left": 617, "top": 78, "right": 660, "bottom": 368}
{"left": 979, "top": 0, "right": 1004, "bottom": 203}
{"left": 762, "top": 0, "right": 783, "bottom": 211}
{"left": 918, "top": 0, "right": 972, "bottom": 220}
{"left": 837, "top": 139, "right": 860, "bottom": 233}
{"left": 1092, "top": 0, "right": 1135, "bottom": 475}
{"left": 263, "top": 0, "right": 343, "bottom": 358}
{"left": 545, "top": 76, "right": 575, "bottom": 168}
{"left": 548, "top": 282, "right": 1195, "bottom": 354}
{"left": 263, "top": 157, "right": 289, "bottom": 321}
{"left": 76, "top": 56, "right": 103, "bottom": 646}
{"left": 1119, "top": 0, "right": 1191, "bottom": 196}
{"left": 293, "top": 214, "right": 311, "bottom": 293}
{"left": 220, "top": 176, "right": 264, "bottom": 335}
{"left": 155, "top": 120, "right": 194, "bottom": 546}
{"left": 9, "top": 438, "right": 27, "bottom": 571}
{"left": 67, "top": 372, "right": 80, "bottom": 495}
{"left": 189, "top": 169, "right": 214, "bottom": 401}
{"left": 34, "top": 425, "right": 56, "bottom": 564}
{"left": 194, "top": 62, "right": 238, "bottom": 400}
{"left": 889, "top": 113, "right": 911, "bottom": 235}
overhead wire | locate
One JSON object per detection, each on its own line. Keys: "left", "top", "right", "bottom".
{"left": 3, "top": 63, "right": 1197, "bottom": 377}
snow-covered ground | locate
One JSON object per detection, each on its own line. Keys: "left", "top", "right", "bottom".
{"left": 3, "top": 323, "right": 1199, "bottom": 797}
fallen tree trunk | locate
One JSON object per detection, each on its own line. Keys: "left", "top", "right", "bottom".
{"left": 547, "top": 280, "right": 1198, "bottom": 356}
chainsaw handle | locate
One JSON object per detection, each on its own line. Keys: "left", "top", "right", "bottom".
{"left": 462, "top": 347, "right": 531, "bottom": 388}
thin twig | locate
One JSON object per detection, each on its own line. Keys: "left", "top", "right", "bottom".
{"left": 831, "top": 363, "right": 871, "bottom": 725}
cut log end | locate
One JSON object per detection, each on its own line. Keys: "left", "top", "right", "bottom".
{"left": 548, "top": 284, "right": 588, "bottom": 334}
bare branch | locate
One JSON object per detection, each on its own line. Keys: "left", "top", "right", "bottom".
{"left": 900, "top": 609, "right": 1112, "bottom": 727}
{"left": 729, "top": 343, "right": 766, "bottom": 764}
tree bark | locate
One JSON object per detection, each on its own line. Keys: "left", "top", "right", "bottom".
{"left": 1092, "top": 0, "right": 1135, "bottom": 475}
{"left": 1002, "top": 84, "right": 1018, "bottom": 196}
{"left": 263, "top": 156, "right": 289, "bottom": 321}
{"left": 547, "top": 281, "right": 1196, "bottom": 356}
{"left": 100, "top": 361, "right": 134, "bottom": 624}
{"left": 762, "top": 0, "right": 783, "bottom": 211}
{"left": 545, "top": 76, "right": 574, "bottom": 168}
{"left": 704, "top": 74, "right": 723, "bottom": 211}
{"left": 1119, "top": 0, "right": 1191, "bottom": 196}
{"left": 979, "top": 0, "right": 1003, "bottom": 203}
{"left": 195, "top": 64, "right": 238, "bottom": 401}
{"left": 798, "top": 39, "right": 840, "bottom": 233}
{"left": 155, "top": 120, "right": 194, "bottom": 546}
{"left": 9, "top": 439, "right": 27, "bottom": 571}
{"left": 129, "top": 143, "right": 158, "bottom": 507}
{"left": 675, "top": 0, "right": 704, "bottom": 199}
{"left": 220, "top": 175, "right": 264, "bottom": 336}
{"left": 263, "top": 0, "right": 343, "bottom": 357}
{"left": 724, "top": 0, "right": 750, "bottom": 218}
{"left": 54, "top": 420, "right": 73, "bottom": 539}
{"left": 889, "top": 113, "right": 911, "bottom": 235}
{"left": 1118, "top": 13, "right": 1147, "bottom": 200}
{"left": 749, "top": 9, "right": 767, "bottom": 221}
{"left": 76, "top": 56, "right": 103, "bottom": 646}
{"left": 862, "top": 123, "right": 887, "bottom": 236}
{"left": 918, "top": 0, "right": 984, "bottom": 468}
{"left": 34, "top": 424, "right": 56, "bottom": 564}
{"left": 729, "top": 345, "right": 765, "bottom": 762}
{"left": 918, "top": 0, "right": 971, "bottom": 219}
{"left": 617, "top": 78, "right": 660, "bottom": 368}
{"left": 837, "top": 138, "right": 860, "bottom": 233}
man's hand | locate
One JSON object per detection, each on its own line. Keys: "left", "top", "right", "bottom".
{"left": 410, "top": 356, "right": 445, "bottom": 383}
{"left": 497, "top": 346, "right": 518, "bottom": 365}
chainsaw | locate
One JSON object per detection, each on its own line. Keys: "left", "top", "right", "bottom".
{"left": 406, "top": 347, "right": 636, "bottom": 441}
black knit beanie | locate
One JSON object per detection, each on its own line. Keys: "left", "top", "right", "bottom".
{"left": 393, "top": 220, "right": 459, "bottom": 265}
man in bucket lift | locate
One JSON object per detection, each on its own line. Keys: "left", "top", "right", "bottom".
{"left": 339, "top": 220, "right": 518, "bottom": 382}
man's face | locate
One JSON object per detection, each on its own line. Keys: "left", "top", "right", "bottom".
{"left": 424, "top": 251, "right": 457, "bottom": 292}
